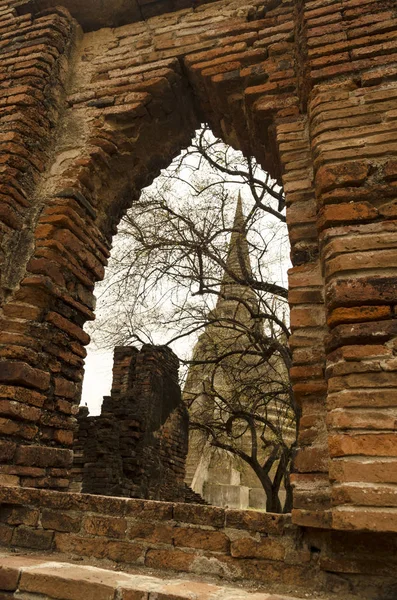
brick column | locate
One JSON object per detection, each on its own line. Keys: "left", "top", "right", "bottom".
{"left": 111, "top": 347, "right": 138, "bottom": 397}
{"left": 278, "top": 118, "right": 331, "bottom": 529}
{"left": 0, "top": 4, "right": 80, "bottom": 489}
{"left": 311, "top": 82, "right": 397, "bottom": 532}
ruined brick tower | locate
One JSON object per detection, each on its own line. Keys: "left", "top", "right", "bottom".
{"left": 0, "top": 0, "right": 397, "bottom": 596}
{"left": 72, "top": 345, "right": 189, "bottom": 502}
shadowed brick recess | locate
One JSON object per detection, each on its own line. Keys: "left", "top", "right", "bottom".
{"left": 0, "top": 0, "right": 397, "bottom": 597}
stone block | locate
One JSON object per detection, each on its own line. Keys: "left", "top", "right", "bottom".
{"left": 0, "top": 524, "right": 13, "bottom": 545}
{"left": 248, "top": 487, "right": 267, "bottom": 510}
{"left": 41, "top": 509, "right": 82, "bottom": 533}
{"left": 0, "top": 442, "right": 16, "bottom": 463}
{"left": 173, "top": 526, "right": 230, "bottom": 552}
{"left": 173, "top": 503, "right": 225, "bottom": 528}
{"left": 0, "top": 362, "right": 50, "bottom": 391}
{"left": 0, "top": 567, "right": 19, "bottom": 592}
{"left": 0, "top": 505, "right": 39, "bottom": 527}
{"left": 19, "top": 567, "right": 116, "bottom": 600}
{"left": 203, "top": 483, "right": 250, "bottom": 510}
{"left": 106, "top": 540, "right": 145, "bottom": 564}
{"left": 329, "top": 433, "right": 397, "bottom": 458}
{"left": 127, "top": 522, "right": 174, "bottom": 544}
{"left": 54, "top": 533, "right": 109, "bottom": 560}
{"left": 145, "top": 548, "right": 195, "bottom": 572}
{"left": 127, "top": 500, "right": 174, "bottom": 521}
{"left": 12, "top": 526, "right": 53, "bottom": 551}
{"left": 225, "top": 509, "right": 287, "bottom": 535}
{"left": 15, "top": 445, "right": 73, "bottom": 468}
{"left": 231, "top": 536, "right": 286, "bottom": 560}
{"left": 83, "top": 515, "right": 127, "bottom": 538}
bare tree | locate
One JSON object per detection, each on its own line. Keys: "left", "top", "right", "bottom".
{"left": 89, "top": 125, "right": 297, "bottom": 513}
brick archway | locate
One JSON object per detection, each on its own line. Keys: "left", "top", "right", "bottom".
{"left": 1, "top": 0, "right": 397, "bottom": 541}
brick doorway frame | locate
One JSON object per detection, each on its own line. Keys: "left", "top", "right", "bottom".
{"left": 0, "top": 0, "right": 396, "bottom": 537}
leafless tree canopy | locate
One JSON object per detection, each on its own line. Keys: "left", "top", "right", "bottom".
{"left": 89, "top": 125, "right": 298, "bottom": 513}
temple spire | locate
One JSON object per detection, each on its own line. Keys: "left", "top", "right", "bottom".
{"left": 221, "top": 191, "right": 252, "bottom": 289}
{"left": 215, "top": 192, "right": 258, "bottom": 314}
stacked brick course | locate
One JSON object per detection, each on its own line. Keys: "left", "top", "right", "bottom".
{"left": 72, "top": 345, "right": 189, "bottom": 502}
{"left": 0, "top": 487, "right": 317, "bottom": 593}
{"left": 0, "top": 0, "right": 396, "bottom": 595}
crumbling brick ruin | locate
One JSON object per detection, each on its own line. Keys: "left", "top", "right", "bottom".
{"left": 71, "top": 345, "right": 190, "bottom": 503}
{"left": 0, "top": 0, "right": 397, "bottom": 598}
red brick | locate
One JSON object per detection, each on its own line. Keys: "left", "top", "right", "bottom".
{"left": 54, "top": 378, "right": 78, "bottom": 399}
{"left": 15, "top": 445, "right": 73, "bottom": 468}
{"left": 41, "top": 509, "right": 81, "bottom": 533}
{"left": 224, "top": 510, "right": 287, "bottom": 535}
{"left": 145, "top": 548, "right": 195, "bottom": 572}
{"left": 0, "top": 400, "right": 41, "bottom": 422}
{"left": 173, "top": 527, "right": 229, "bottom": 552}
{"left": 46, "top": 312, "right": 90, "bottom": 345}
{"left": 332, "top": 507, "right": 397, "bottom": 533}
{"left": 294, "top": 446, "right": 329, "bottom": 473}
{"left": 329, "top": 433, "right": 397, "bottom": 458}
{"left": 127, "top": 522, "right": 174, "bottom": 544}
{"left": 12, "top": 526, "right": 53, "bottom": 550}
{"left": 315, "top": 161, "right": 369, "bottom": 194}
{"left": 0, "top": 566, "right": 20, "bottom": 592}
{"left": 0, "top": 505, "right": 39, "bottom": 527}
{"left": 0, "top": 386, "right": 46, "bottom": 408}
{"left": 327, "top": 306, "right": 391, "bottom": 328}
{"left": 0, "top": 362, "right": 50, "bottom": 391}
{"left": 330, "top": 458, "right": 397, "bottom": 484}
{"left": 230, "top": 536, "right": 286, "bottom": 560}
{"left": 318, "top": 202, "right": 378, "bottom": 230}
{"left": 332, "top": 483, "right": 397, "bottom": 507}
{"left": 83, "top": 516, "right": 127, "bottom": 538}
{"left": 0, "top": 418, "right": 38, "bottom": 440}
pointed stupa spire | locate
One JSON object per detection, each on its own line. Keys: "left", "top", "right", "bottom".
{"left": 220, "top": 191, "right": 252, "bottom": 291}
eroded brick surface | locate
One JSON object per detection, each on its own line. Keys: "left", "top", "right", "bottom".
{"left": 0, "top": 0, "right": 396, "bottom": 596}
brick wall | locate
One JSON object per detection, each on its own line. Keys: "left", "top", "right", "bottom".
{"left": 72, "top": 345, "right": 189, "bottom": 502}
{"left": 2, "top": 487, "right": 397, "bottom": 598}
{"left": 0, "top": 0, "right": 396, "bottom": 541}
{"left": 0, "top": 487, "right": 317, "bottom": 593}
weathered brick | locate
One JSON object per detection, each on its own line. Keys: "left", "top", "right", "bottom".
{"left": 145, "top": 548, "right": 195, "bottom": 572}
{"left": 83, "top": 516, "right": 127, "bottom": 539}
{"left": 12, "top": 526, "right": 53, "bottom": 550}
{"left": 15, "top": 445, "right": 73, "bottom": 468}
{"left": 0, "top": 566, "right": 20, "bottom": 592}
{"left": 0, "top": 362, "right": 50, "bottom": 391}
{"left": 173, "top": 526, "right": 229, "bottom": 552}
{"left": 329, "top": 433, "right": 397, "bottom": 458}
{"left": 0, "top": 505, "right": 39, "bottom": 527}
{"left": 230, "top": 536, "right": 286, "bottom": 560}
{"left": 173, "top": 504, "right": 224, "bottom": 528}
{"left": 41, "top": 509, "right": 81, "bottom": 533}
{"left": 225, "top": 510, "right": 287, "bottom": 535}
